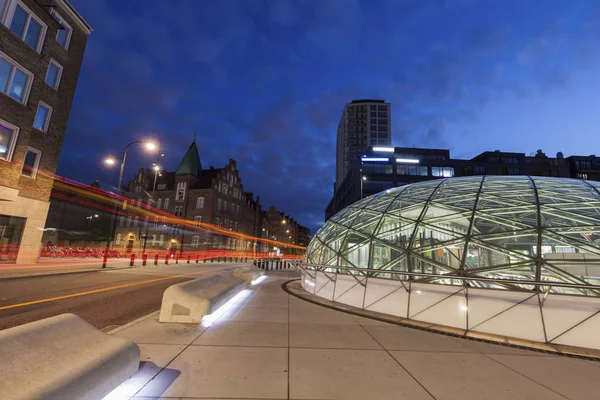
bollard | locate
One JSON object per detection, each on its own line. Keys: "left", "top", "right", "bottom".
{"left": 245, "top": 257, "right": 247, "bottom": 263}
{"left": 196, "top": 254, "right": 199, "bottom": 264}
{"left": 211, "top": 257, "right": 214, "bottom": 263}
{"left": 165, "top": 254, "right": 169, "bottom": 265}
{"left": 154, "top": 253, "right": 159, "bottom": 266}
{"left": 203, "top": 257, "right": 206, "bottom": 263}
{"left": 187, "top": 255, "right": 191, "bottom": 264}
{"left": 142, "top": 253, "right": 148, "bottom": 266}
{"left": 129, "top": 253, "right": 135, "bottom": 267}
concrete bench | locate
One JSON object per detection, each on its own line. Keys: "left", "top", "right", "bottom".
{"left": 159, "top": 272, "right": 247, "bottom": 324}
{"left": 234, "top": 266, "right": 265, "bottom": 284}
{"left": 0, "top": 313, "right": 140, "bottom": 400}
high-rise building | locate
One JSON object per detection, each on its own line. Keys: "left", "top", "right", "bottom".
{"left": 335, "top": 99, "right": 391, "bottom": 189}
{"left": 0, "top": 0, "right": 91, "bottom": 263}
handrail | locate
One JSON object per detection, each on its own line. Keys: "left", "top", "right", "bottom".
{"left": 298, "top": 262, "right": 600, "bottom": 293}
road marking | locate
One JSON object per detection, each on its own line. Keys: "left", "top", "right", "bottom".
{"left": 0, "top": 272, "right": 205, "bottom": 312}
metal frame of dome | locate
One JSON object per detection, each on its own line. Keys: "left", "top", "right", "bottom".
{"left": 306, "top": 176, "right": 600, "bottom": 296}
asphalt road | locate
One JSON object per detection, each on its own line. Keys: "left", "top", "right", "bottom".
{"left": 0, "top": 266, "right": 230, "bottom": 331}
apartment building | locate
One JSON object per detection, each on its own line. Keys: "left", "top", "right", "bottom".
{"left": 0, "top": 0, "right": 91, "bottom": 263}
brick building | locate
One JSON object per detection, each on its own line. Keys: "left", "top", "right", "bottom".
{"left": 0, "top": 0, "right": 91, "bottom": 263}
{"left": 114, "top": 141, "right": 264, "bottom": 254}
{"left": 111, "top": 141, "right": 311, "bottom": 256}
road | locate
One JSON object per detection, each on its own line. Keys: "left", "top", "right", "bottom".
{"left": 0, "top": 264, "right": 236, "bottom": 331}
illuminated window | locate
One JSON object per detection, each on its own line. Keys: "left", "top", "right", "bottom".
{"left": 119, "top": 217, "right": 124, "bottom": 227}
{"left": 196, "top": 197, "right": 204, "bottom": 209}
{"left": 115, "top": 234, "right": 121, "bottom": 245}
{"left": 164, "top": 198, "right": 170, "bottom": 209}
{"left": 33, "top": 102, "right": 52, "bottom": 132}
{"left": 20, "top": 147, "right": 41, "bottom": 178}
{"left": 158, "top": 234, "right": 164, "bottom": 246}
{"left": 191, "top": 235, "right": 200, "bottom": 247}
{"left": 0, "top": 52, "right": 32, "bottom": 103}
{"left": 156, "top": 198, "right": 162, "bottom": 209}
{"left": 45, "top": 59, "right": 62, "bottom": 89}
{"left": 5, "top": 1, "right": 47, "bottom": 52}
{"left": 0, "top": 119, "right": 19, "bottom": 161}
{"left": 126, "top": 217, "right": 131, "bottom": 227}
{"left": 134, "top": 186, "right": 141, "bottom": 193}
{"left": 577, "top": 173, "right": 588, "bottom": 180}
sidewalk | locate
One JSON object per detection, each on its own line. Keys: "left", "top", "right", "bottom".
{"left": 0, "top": 258, "right": 138, "bottom": 279}
{"left": 104, "top": 270, "right": 600, "bottom": 400}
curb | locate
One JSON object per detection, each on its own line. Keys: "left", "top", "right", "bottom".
{"left": 106, "top": 310, "right": 161, "bottom": 335}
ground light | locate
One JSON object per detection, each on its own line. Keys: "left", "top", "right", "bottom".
{"left": 251, "top": 275, "right": 267, "bottom": 285}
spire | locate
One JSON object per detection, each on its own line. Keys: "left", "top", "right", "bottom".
{"left": 176, "top": 141, "right": 202, "bottom": 178}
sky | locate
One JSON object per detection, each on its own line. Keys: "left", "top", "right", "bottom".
{"left": 59, "top": 0, "right": 600, "bottom": 234}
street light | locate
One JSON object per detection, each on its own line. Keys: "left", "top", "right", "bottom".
{"left": 102, "top": 140, "right": 157, "bottom": 268}
{"left": 142, "top": 142, "right": 164, "bottom": 256}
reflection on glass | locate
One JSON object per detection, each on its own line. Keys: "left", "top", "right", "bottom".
{"left": 9, "top": 69, "right": 27, "bottom": 101}
{"left": 306, "top": 176, "right": 600, "bottom": 296}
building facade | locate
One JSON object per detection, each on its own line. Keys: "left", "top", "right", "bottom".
{"left": 114, "top": 141, "right": 310, "bottom": 256}
{"left": 335, "top": 99, "right": 391, "bottom": 191}
{"left": 326, "top": 146, "right": 600, "bottom": 221}
{"left": 0, "top": 0, "right": 91, "bottom": 263}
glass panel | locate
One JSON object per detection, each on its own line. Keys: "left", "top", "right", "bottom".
{"left": 9, "top": 5, "right": 28, "bottom": 38}
{"left": 21, "top": 150, "right": 37, "bottom": 176}
{"left": 0, "top": 123, "right": 16, "bottom": 160}
{"left": 0, "top": 215, "right": 26, "bottom": 263}
{"left": 24, "top": 17, "right": 41, "bottom": 49}
{"left": 46, "top": 63, "right": 59, "bottom": 87}
{"left": 9, "top": 68, "right": 27, "bottom": 101}
{"left": 0, "top": 58, "right": 11, "bottom": 93}
{"left": 33, "top": 104, "right": 49, "bottom": 130}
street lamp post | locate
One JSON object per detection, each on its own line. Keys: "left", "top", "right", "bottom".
{"left": 360, "top": 164, "right": 366, "bottom": 199}
{"left": 102, "top": 141, "right": 156, "bottom": 268}
{"left": 142, "top": 145, "right": 163, "bottom": 256}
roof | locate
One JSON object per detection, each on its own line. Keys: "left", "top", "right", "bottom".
{"left": 191, "top": 168, "right": 222, "bottom": 189}
{"left": 176, "top": 141, "right": 202, "bottom": 178}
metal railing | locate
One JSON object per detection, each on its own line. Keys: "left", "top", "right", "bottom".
{"left": 298, "top": 262, "right": 600, "bottom": 295}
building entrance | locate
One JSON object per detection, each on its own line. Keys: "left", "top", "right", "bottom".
{"left": 0, "top": 215, "right": 26, "bottom": 263}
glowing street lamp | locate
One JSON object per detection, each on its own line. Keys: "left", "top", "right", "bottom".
{"left": 102, "top": 140, "right": 158, "bottom": 268}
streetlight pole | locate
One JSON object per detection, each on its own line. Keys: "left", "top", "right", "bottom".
{"left": 142, "top": 143, "right": 163, "bottom": 256}
{"left": 102, "top": 141, "right": 156, "bottom": 268}
{"left": 360, "top": 163, "right": 365, "bottom": 199}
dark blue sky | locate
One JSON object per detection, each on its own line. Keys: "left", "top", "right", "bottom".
{"left": 60, "top": 0, "right": 600, "bottom": 233}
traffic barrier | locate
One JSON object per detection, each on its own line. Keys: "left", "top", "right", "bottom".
{"left": 142, "top": 253, "right": 148, "bottom": 266}
{"left": 187, "top": 255, "right": 191, "bottom": 264}
{"left": 154, "top": 253, "right": 159, "bottom": 266}
{"left": 165, "top": 254, "right": 169, "bottom": 265}
{"left": 0, "top": 313, "right": 140, "bottom": 400}
{"left": 129, "top": 253, "right": 135, "bottom": 267}
{"left": 159, "top": 272, "right": 247, "bottom": 324}
{"left": 196, "top": 254, "right": 200, "bottom": 264}
{"left": 234, "top": 266, "right": 265, "bottom": 284}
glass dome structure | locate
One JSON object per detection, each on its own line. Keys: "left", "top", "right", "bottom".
{"left": 306, "top": 176, "right": 600, "bottom": 295}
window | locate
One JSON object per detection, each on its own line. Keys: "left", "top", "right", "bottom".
{"left": 576, "top": 160, "right": 592, "bottom": 170}
{"left": 33, "top": 102, "right": 52, "bottom": 132}
{"left": 191, "top": 235, "right": 200, "bottom": 247}
{"left": 53, "top": 12, "right": 72, "bottom": 49}
{"left": 176, "top": 182, "right": 186, "bottom": 200}
{"left": 223, "top": 201, "right": 227, "bottom": 213}
{"left": 236, "top": 204, "right": 239, "bottom": 214}
{"left": 230, "top": 202, "right": 234, "bottom": 213}
{"left": 196, "top": 197, "right": 205, "bottom": 209}
{"left": 177, "top": 189, "right": 184, "bottom": 200}
{"left": 147, "top": 199, "right": 152, "bottom": 206}
{"left": 157, "top": 183, "right": 166, "bottom": 190}
{"left": 45, "top": 60, "right": 62, "bottom": 89}
{"left": 397, "top": 165, "right": 427, "bottom": 176}
{"left": 0, "top": 119, "right": 19, "bottom": 161}
{"left": 5, "top": 1, "right": 47, "bottom": 52}
{"left": 158, "top": 234, "right": 164, "bottom": 246}
{"left": 233, "top": 189, "right": 238, "bottom": 198}
{"left": 578, "top": 173, "right": 588, "bottom": 180}
{"left": 151, "top": 234, "right": 156, "bottom": 246}
{"left": 0, "top": 52, "right": 32, "bottom": 103}
{"left": 134, "top": 186, "right": 141, "bottom": 193}
{"left": 126, "top": 216, "right": 131, "bottom": 227}
{"left": 21, "top": 147, "right": 41, "bottom": 178}
{"left": 156, "top": 198, "right": 162, "bottom": 209}
{"left": 144, "top": 216, "right": 149, "bottom": 228}
{"left": 215, "top": 217, "right": 220, "bottom": 225}
{"left": 222, "top": 184, "right": 228, "bottom": 194}
{"left": 500, "top": 157, "right": 519, "bottom": 164}
{"left": 194, "top": 216, "right": 202, "bottom": 226}
{"left": 217, "top": 199, "right": 222, "bottom": 211}
{"left": 507, "top": 167, "right": 520, "bottom": 175}
{"left": 133, "top": 216, "right": 139, "bottom": 227}
{"left": 473, "top": 166, "right": 485, "bottom": 175}
{"left": 118, "top": 216, "right": 124, "bottom": 227}
{"left": 115, "top": 234, "right": 121, "bottom": 245}
{"left": 164, "top": 198, "right": 169, "bottom": 209}
{"left": 431, "top": 167, "right": 454, "bottom": 177}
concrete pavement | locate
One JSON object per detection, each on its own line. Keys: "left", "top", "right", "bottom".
{"left": 104, "top": 270, "right": 600, "bottom": 400}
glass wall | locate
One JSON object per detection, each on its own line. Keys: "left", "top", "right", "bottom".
{"left": 0, "top": 215, "right": 26, "bottom": 263}
{"left": 306, "top": 176, "right": 600, "bottom": 295}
